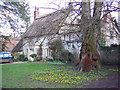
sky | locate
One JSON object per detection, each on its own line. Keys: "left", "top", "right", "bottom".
{"left": 26, "top": 0, "right": 72, "bottom": 22}
{"left": 1, "top": 0, "right": 71, "bottom": 36}
{"left": 0, "top": 0, "right": 119, "bottom": 36}
{"left": 26, "top": 0, "right": 119, "bottom": 23}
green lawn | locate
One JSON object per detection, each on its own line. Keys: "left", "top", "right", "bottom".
{"left": 2, "top": 63, "right": 63, "bottom": 88}
{"left": 0, "top": 64, "right": 2, "bottom": 88}
{"left": 1, "top": 62, "right": 119, "bottom": 88}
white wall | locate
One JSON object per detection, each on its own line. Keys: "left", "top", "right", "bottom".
{"left": 61, "top": 33, "right": 81, "bottom": 55}
{"left": 23, "top": 36, "right": 52, "bottom": 61}
{"left": 23, "top": 33, "right": 82, "bottom": 61}
{"left": 101, "top": 22, "right": 120, "bottom": 46}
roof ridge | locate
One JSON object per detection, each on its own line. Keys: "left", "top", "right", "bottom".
{"left": 34, "top": 8, "right": 69, "bottom": 21}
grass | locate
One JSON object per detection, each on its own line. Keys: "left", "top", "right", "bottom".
{"left": 2, "top": 62, "right": 119, "bottom": 88}
{"left": 47, "top": 60, "right": 66, "bottom": 65}
{"left": 0, "top": 64, "right": 2, "bottom": 88}
{"left": 29, "top": 67, "right": 115, "bottom": 87}
{"left": 2, "top": 63, "right": 60, "bottom": 88}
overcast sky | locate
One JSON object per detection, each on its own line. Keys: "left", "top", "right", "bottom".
{"left": 26, "top": 0, "right": 72, "bottom": 22}
{"left": 0, "top": 0, "right": 119, "bottom": 36}
{"left": 26, "top": 0, "right": 118, "bottom": 23}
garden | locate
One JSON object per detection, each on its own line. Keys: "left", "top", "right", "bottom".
{"left": 2, "top": 62, "right": 119, "bottom": 88}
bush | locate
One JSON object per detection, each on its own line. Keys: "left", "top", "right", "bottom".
{"left": 48, "top": 38, "right": 64, "bottom": 60}
{"left": 58, "top": 49, "right": 74, "bottom": 63}
{"left": 14, "top": 59, "right": 21, "bottom": 62}
{"left": 30, "top": 54, "right": 37, "bottom": 58}
{"left": 49, "top": 60, "right": 65, "bottom": 65}
{"left": 30, "top": 54, "right": 37, "bottom": 61}
{"left": 16, "top": 54, "right": 28, "bottom": 61}
{"left": 44, "top": 56, "right": 54, "bottom": 62}
{"left": 48, "top": 38, "right": 74, "bottom": 63}
{"left": 48, "top": 38, "right": 63, "bottom": 51}
{"left": 72, "top": 49, "right": 80, "bottom": 63}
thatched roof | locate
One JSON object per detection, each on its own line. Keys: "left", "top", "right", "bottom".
{"left": 23, "top": 9, "right": 70, "bottom": 38}
{"left": 12, "top": 9, "right": 72, "bottom": 52}
{"left": 12, "top": 39, "right": 23, "bottom": 52}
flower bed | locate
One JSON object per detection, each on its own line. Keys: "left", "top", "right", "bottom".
{"left": 29, "top": 67, "right": 119, "bottom": 85}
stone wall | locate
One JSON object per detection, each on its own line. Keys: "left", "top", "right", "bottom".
{"left": 100, "top": 45, "right": 120, "bottom": 65}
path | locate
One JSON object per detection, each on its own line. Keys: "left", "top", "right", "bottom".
{"left": 83, "top": 65, "right": 120, "bottom": 88}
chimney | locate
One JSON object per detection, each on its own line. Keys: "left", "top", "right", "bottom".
{"left": 34, "top": 7, "right": 39, "bottom": 20}
{"left": 68, "top": 2, "right": 73, "bottom": 9}
{"left": 103, "top": 7, "right": 111, "bottom": 23}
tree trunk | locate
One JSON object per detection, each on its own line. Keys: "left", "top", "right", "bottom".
{"left": 37, "top": 45, "right": 42, "bottom": 61}
{"left": 52, "top": 50, "right": 56, "bottom": 60}
{"left": 79, "top": 1, "right": 103, "bottom": 72}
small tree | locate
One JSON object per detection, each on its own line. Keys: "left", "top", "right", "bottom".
{"left": 30, "top": 54, "right": 37, "bottom": 61}
{"left": 48, "top": 38, "right": 74, "bottom": 63}
{"left": 48, "top": 38, "right": 64, "bottom": 60}
{"left": 58, "top": 49, "right": 74, "bottom": 63}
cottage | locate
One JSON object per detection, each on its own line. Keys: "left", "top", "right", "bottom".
{"left": 100, "top": 9, "right": 120, "bottom": 46}
{"left": 22, "top": 4, "right": 81, "bottom": 61}
{"left": 13, "top": 3, "right": 120, "bottom": 61}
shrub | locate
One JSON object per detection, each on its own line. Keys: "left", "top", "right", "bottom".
{"left": 30, "top": 54, "right": 37, "bottom": 61}
{"left": 48, "top": 38, "right": 63, "bottom": 51}
{"left": 14, "top": 59, "right": 20, "bottom": 62}
{"left": 58, "top": 49, "right": 74, "bottom": 63}
{"left": 48, "top": 38, "right": 64, "bottom": 60}
{"left": 44, "top": 56, "right": 54, "bottom": 62}
{"left": 72, "top": 49, "right": 80, "bottom": 63}
{"left": 16, "top": 54, "right": 28, "bottom": 61}
{"left": 48, "top": 38, "right": 74, "bottom": 63}
{"left": 30, "top": 54, "right": 37, "bottom": 58}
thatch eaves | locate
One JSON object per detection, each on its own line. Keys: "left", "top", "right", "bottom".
{"left": 12, "top": 9, "right": 72, "bottom": 52}
{"left": 12, "top": 39, "right": 23, "bottom": 52}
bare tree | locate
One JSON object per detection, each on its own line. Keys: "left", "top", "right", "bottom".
{"left": 23, "top": 0, "right": 119, "bottom": 71}
{"left": 59, "top": 0, "right": 119, "bottom": 72}
{"left": 79, "top": 1, "right": 103, "bottom": 72}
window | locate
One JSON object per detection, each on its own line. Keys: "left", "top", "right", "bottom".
{"left": 30, "top": 49, "right": 34, "bottom": 54}
{"left": 49, "top": 49, "right": 51, "bottom": 56}
{"left": 72, "top": 34, "right": 75, "bottom": 38}
{"left": 30, "top": 49, "right": 34, "bottom": 52}
{"left": 47, "top": 49, "right": 49, "bottom": 56}
{"left": 27, "top": 49, "right": 28, "bottom": 53}
{"left": 37, "top": 49, "right": 40, "bottom": 55}
{"left": 69, "top": 34, "right": 71, "bottom": 41}
{"left": 110, "top": 31, "right": 113, "bottom": 39}
{"left": 67, "top": 35, "right": 69, "bottom": 40}
{"left": 64, "top": 35, "right": 65, "bottom": 40}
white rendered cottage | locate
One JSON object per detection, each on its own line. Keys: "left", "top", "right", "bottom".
{"left": 12, "top": 5, "right": 120, "bottom": 61}
{"left": 22, "top": 5, "right": 81, "bottom": 61}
